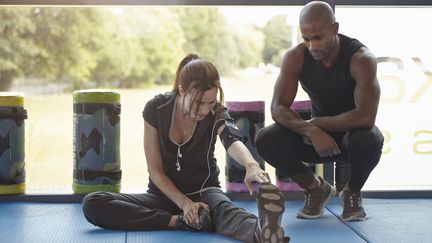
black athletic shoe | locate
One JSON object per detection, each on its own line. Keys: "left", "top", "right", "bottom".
{"left": 176, "top": 207, "right": 213, "bottom": 232}
{"left": 255, "top": 183, "right": 290, "bottom": 243}
{"left": 297, "top": 177, "right": 336, "bottom": 219}
{"left": 340, "top": 188, "right": 366, "bottom": 221}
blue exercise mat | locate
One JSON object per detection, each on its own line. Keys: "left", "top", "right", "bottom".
{"left": 0, "top": 202, "right": 125, "bottom": 243}
{"left": 326, "top": 198, "right": 432, "bottom": 243}
{"left": 2, "top": 198, "right": 430, "bottom": 243}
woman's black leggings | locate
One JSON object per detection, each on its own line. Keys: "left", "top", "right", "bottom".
{"left": 82, "top": 188, "right": 258, "bottom": 242}
{"left": 255, "top": 123, "right": 384, "bottom": 191}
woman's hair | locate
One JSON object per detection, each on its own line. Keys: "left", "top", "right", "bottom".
{"left": 172, "top": 53, "right": 225, "bottom": 117}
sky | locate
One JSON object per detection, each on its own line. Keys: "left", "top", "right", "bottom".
{"left": 219, "top": 6, "right": 302, "bottom": 27}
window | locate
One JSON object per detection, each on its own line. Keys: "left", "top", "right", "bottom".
{"left": 1, "top": 5, "right": 303, "bottom": 192}
{"left": 336, "top": 6, "right": 432, "bottom": 190}
{"left": 2, "top": 2, "right": 431, "bottom": 193}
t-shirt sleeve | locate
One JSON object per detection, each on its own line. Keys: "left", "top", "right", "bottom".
{"left": 142, "top": 96, "right": 159, "bottom": 128}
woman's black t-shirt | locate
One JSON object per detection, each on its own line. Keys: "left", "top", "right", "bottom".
{"left": 142, "top": 91, "right": 230, "bottom": 195}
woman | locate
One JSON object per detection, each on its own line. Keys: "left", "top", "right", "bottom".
{"left": 82, "top": 53, "right": 289, "bottom": 243}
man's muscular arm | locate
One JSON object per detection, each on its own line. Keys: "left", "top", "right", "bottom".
{"left": 271, "top": 44, "right": 311, "bottom": 134}
{"left": 271, "top": 45, "right": 340, "bottom": 157}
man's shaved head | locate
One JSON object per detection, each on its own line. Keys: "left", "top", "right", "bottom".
{"left": 300, "top": 1, "right": 335, "bottom": 27}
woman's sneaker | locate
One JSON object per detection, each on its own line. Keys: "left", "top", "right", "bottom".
{"left": 255, "top": 183, "right": 290, "bottom": 243}
{"left": 297, "top": 177, "right": 336, "bottom": 219}
{"left": 176, "top": 208, "right": 214, "bottom": 231}
{"left": 339, "top": 188, "right": 366, "bottom": 221}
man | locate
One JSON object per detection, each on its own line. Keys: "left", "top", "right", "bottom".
{"left": 255, "top": 1, "right": 384, "bottom": 221}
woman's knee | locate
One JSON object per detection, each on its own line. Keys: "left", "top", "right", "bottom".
{"left": 82, "top": 192, "right": 111, "bottom": 217}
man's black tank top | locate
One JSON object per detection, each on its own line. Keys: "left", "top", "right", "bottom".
{"left": 299, "top": 34, "right": 365, "bottom": 117}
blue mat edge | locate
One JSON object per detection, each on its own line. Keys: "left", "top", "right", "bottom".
{"left": 325, "top": 200, "right": 371, "bottom": 243}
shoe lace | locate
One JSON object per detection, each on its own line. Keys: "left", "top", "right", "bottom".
{"left": 304, "top": 187, "right": 325, "bottom": 210}
{"left": 346, "top": 192, "right": 362, "bottom": 208}
{"left": 304, "top": 189, "right": 312, "bottom": 207}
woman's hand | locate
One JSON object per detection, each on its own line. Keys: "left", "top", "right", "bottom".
{"left": 181, "top": 201, "right": 209, "bottom": 230}
{"left": 244, "top": 163, "right": 270, "bottom": 195}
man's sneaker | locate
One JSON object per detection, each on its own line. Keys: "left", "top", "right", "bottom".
{"left": 176, "top": 208, "right": 214, "bottom": 232}
{"left": 297, "top": 177, "right": 336, "bottom": 219}
{"left": 339, "top": 188, "right": 366, "bottom": 221}
{"left": 255, "top": 183, "right": 290, "bottom": 243}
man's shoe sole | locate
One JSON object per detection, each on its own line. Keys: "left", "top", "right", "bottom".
{"left": 341, "top": 213, "right": 366, "bottom": 222}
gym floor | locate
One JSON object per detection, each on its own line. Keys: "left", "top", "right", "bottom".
{"left": 1, "top": 194, "right": 431, "bottom": 243}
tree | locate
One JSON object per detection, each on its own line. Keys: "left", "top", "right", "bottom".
{"left": 30, "top": 7, "right": 107, "bottom": 89}
{"left": 262, "top": 14, "right": 292, "bottom": 66}
{"left": 89, "top": 9, "right": 139, "bottom": 88}
{"left": 175, "top": 8, "right": 239, "bottom": 75}
{"left": 0, "top": 8, "right": 36, "bottom": 91}
{"left": 232, "top": 24, "right": 265, "bottom": 68}
{"left": 127, "top": 8, "right": 185, "bottom": 86}
{"left": 1, "top": 7, "right": 109, "bottom": 91}
{"left": 91, "top": 8, "right": 185, "bottom": 87}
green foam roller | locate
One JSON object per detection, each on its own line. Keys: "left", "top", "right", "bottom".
{"left": 73, "top": 89, "right": 121, "bottom": 194}
{"left": 0, "top": 92, "right": 27, "bottom": 195}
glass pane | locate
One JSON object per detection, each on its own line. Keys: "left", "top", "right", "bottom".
{"left": 336, "top": 7, "right": 432, "bottom": 190}
{"left": 1, "top": 6, "right": 303, "bottom": 192}
{"left": 7, "top": 5, "right": 427, "bottom": 193}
